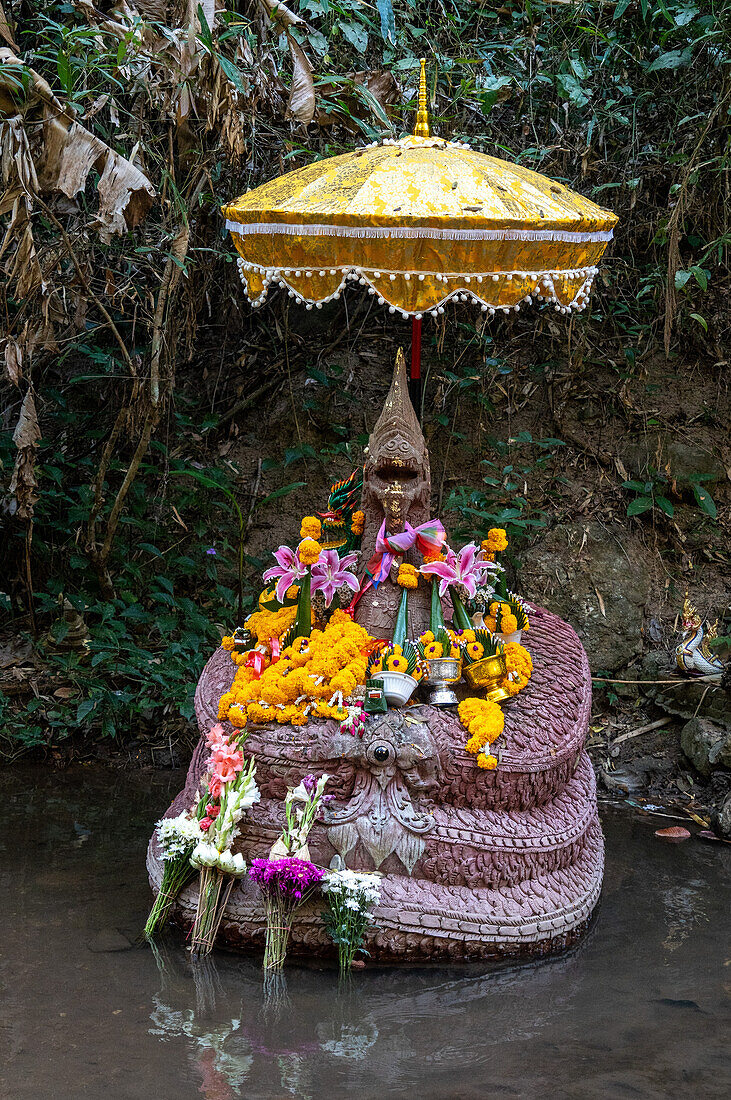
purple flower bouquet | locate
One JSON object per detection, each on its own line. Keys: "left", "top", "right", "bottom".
{"left": 249, "top": 857, "right": 325, "bottom": 972}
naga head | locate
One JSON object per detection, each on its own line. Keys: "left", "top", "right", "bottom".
{"left": 681, "top": 596, "right": 702, "bottom": 633}
{"left": 363, "top": 349, "right": 430, "bottom": 534}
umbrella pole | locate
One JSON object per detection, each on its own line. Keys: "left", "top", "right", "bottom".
{"left": 409, "top": 316, "right": 422, "bottom": 418}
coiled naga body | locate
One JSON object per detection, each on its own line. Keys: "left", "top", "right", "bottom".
{"left": 148, "top": 354, "right": 604, "bottom": 962}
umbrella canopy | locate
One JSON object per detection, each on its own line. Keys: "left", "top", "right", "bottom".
{"left": 222, "top": 62, "right": 617, "bottom": 320}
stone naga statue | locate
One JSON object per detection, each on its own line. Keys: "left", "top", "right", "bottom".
{"left": 147, "top": 349, "right": 605, "bottom": 963}
{"left": 355, "top": 349, "right": 435, "bottom": 639}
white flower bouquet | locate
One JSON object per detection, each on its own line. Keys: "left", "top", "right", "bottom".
{"left": 322, "top": 869, "right": 381, "bottom": 977}
{"left": 144, "top": 811, "right": 204, "bottom": 940}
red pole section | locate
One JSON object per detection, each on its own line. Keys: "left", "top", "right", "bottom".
{"left": 409, "top": 315, "right": 423, "bottom": 419}
{"left": 411, "top": 316, "right": 422, "bottom": 380}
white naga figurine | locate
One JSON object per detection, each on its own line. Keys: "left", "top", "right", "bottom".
{"left": 675, "top": 598, "right": 724, "bottom": 678}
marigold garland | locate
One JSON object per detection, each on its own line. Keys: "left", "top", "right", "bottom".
{"left": 502, "top": 641, "right": 533, "bottom": 696}
{"left": 227, "top": 604, "right": 300, "bottom": 646}
{"left": 458, "top": 697, "right": 505, "bottom": 754}
{"left": 218, "top": 610, "right": 372, "bottom": 729}
{"left": 456, "top": 639, "right": 533, "bottom": 766}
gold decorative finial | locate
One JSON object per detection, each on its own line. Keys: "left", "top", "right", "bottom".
{"left": 413, "top": 58, "right": 430, "bottom": 138}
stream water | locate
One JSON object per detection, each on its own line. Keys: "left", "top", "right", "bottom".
{"left": 0, "top": 765, "right": 728, "bottom": 1100}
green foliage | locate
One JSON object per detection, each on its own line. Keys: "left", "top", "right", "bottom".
{"left": 622, "top": 472, "right": 676, "bottom": 519}
{"left": 445, "top": 434, "right": 565, "bottom": 544}
{"left": 2, "top": 0, "right": 729, "bottom": 757}
{"left": 622, "top": 471, "right": 717, "bottom": 521}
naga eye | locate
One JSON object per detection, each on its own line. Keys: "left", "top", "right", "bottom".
{"left": 368, "top": 740, "right": 394, "bottom": 765}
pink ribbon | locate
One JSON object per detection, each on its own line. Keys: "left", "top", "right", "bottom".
{"left": 366, "top": 518, "right": 446, "bottom": 587}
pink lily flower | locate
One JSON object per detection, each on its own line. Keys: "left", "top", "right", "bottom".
{"left": 310, "top": 549, "right": 359, "bottom": 607}
{"left": 262, "top": 544, "right": 309, "bottom": 604}
{"left": 420, "top": 543, "right": 489, "bottom": 599}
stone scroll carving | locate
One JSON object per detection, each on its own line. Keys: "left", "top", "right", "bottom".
{"left": 324, "top": 710, "right": 439, "bottom": 874}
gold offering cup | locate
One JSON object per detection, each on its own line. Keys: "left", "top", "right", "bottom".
{"left": 425, "top": 657, "right": 462, "bottom": 707}
{"left": 462, "top": 653, "right": 511, "bottom": 704}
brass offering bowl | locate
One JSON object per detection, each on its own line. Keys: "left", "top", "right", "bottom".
{"left": 462, "top": 653, "right": 511, "bottom": 704}
{"left": 424, "top": 657, "right": 462, "bottom": 707}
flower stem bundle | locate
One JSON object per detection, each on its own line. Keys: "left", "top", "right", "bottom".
{"left": 188, "top": 725, "right": 260, "bottom": 956}
{"left": 144, "top": 810, "right": 204, "bottom": 939}
{"left": 250, "top": 857, "right": 325, "bottom": 971}
{"left": 322, "top": 870, "right": 381, "bottom": 978}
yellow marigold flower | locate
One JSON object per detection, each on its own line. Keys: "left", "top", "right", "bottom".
{"left": 420, "top": 630, "right": 435, "bottom": 644}
{"left": 221, "top": 636, "right": 235, "bottom": 651}
{"left": 477, "top": 753, "right": 498, "bottom": 770}
{"left": 300, "top": 516, "right": 322, "bottom": 539}
{"left": 217, "top": 691, "right": 235, "bottom": 718}
{"left": 397, "top": 563, "right": 419, "bottom": 589}
{"left": 484, "top": 528, "right": 508, "bottom": 553}
{"left": 465, "top": 735, "right": 484, "bottom": 755}
{"left": 330, "top": 608, "right": 352, "bottom": 626}
{"left": 386, "top": 654, "right": 409, "bottom": 672}
{"left": 228, "top": 707, "right": 247, "bottom": 729}
{"left": 499, "top": 613, "right": 518, "bottom": 635}
{"left": 466, "top": 641, "right": 484, "bottom": 661}
{"left": 298, "top": 538, "right": 321, "bottom": 565}
{"left": 351, "top": 510, "right": 365, "bottom": 535}
{"left": 423, "top": 641, "right": 443, "bottom": 659}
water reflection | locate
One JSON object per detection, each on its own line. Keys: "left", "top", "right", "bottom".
{"left": 145, "top": 926, "right": 603, "bottom": 1097}
{"left": 0, "top": 767, "right": 728, "bottom": 1100}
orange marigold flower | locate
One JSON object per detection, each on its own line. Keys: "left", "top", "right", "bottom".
{"left": 397, "top": 563, "right": 419, "bottom": 589}
{"left": 485, "top": 527, "right": 508, "bottom": 552}
{"left": 298, "top": 538, "right": 322, "bottom": 565}
{"left": 300, "top": 515, "right": 322, "bottom": 540}
{"left": 477, "top": 753, "right": 498, "bottom": 770}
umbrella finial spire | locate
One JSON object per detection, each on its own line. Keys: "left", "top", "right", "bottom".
{"left": 413, "top": 58, "right": 430, "bottom": 138}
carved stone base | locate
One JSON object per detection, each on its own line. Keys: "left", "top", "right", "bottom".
{"left": 147, "top": 605, "right": 604, "bottom": 962}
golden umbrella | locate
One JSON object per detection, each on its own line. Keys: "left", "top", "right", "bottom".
{"left": 222, "top": 60, "right": 617, "bottom": 399}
